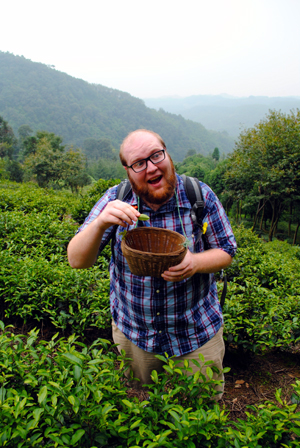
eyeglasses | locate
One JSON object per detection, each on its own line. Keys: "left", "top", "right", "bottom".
{"left": 127, "top": 149, "right": 166, "bottom": 173}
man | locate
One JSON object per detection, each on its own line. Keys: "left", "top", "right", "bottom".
{"left": 67, "top": 129, "right": 237, "bottom": 398}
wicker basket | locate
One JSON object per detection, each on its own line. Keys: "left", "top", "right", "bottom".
{"left": 121, "top": 227, "right": 187, "bottom": 277}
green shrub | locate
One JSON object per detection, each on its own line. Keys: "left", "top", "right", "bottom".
{"left": 71, "top": 178, "right": 121, "bottom": 224}
{"left": 1, "top": 323, "right": 299, "bottom": 447}
{"left": 222, "top": 225, "right": 300, "bottom": 352}
{"left": 0, "top": 252, "right": 110, "bottom": 333}
{"left": 0, "top": 181, "right": 80, "bottom": 215}
{"left": 0, "top": 210, "right": 76, "bottom": 261}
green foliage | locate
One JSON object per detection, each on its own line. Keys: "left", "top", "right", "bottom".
{"left": 0, "top": 51, "right": 234, "bottom": 161}
{"left": 226, "top": 386, "right": 300, "bottom": 447}
{"left": 3, "top": 158, "right": 24, "bottom": 182}
{"left": 83, "top": 137, "right": 115, "bottom": 159}
{"left": 21, "top": 131, "right": 90, "bottom": 191}
{"left": 0, "top": 181, "right": 110, "bottom": 334}
{"left": 71, "top": 177, "right": 121, "bottom": 224}
{"left": 22, "top": 131, "right": 65, "bottom": 158}
{"left": 0, "top": 116, "right": 16, "bottom": 149}
{"left": 63, "top": 148, "right": 91, "bottom": 193}
{"left": 222, "top": 225, "right": 300, "bottom": 352}
{"left": 1, "top": 181, "right": 300, "bottom": 445}
{"left": 212, "top": 147, "right": 220, "bottom": 161}
{"left": 0, "top": 324, "right": 299, "bottom": 447}
{"left": 88, "top": 156, "right": 125, "bottom": 181}
{"left": 225, "top": 110, "right": 300, "bottom": 240}
{"left": 0, "top": 181, "right": 80, "bottom": 214}
{"left": 176, "top": 153, "right": 215, "bottom": 180}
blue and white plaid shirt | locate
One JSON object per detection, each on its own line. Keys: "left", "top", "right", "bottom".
{"left": 78, "top": 174, "right": 237, "bottom": 357}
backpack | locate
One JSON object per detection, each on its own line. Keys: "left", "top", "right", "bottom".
{"left": 112, "top": 175, "right": 227, "bottom": 307}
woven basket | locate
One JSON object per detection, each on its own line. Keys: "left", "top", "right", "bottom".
{"left": 121, "top": 227, "right": 187, "bottom": 277}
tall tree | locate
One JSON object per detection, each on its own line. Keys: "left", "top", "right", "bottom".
{"left": 0, "top": 116, "right": 16, "bottom": 159}
{"left": 23, "top": 136, "right": 65, "bottom": 188}
{"left": 212, "top": 147, "right": 220, "bottom": 161}
{"left": 225, "top": 110, "right": 300, "bottom": 240}
{"left": 63, "top": 148, "right": 91, "bottom": 193}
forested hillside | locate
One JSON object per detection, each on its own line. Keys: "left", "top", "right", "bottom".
{"left": 144, "top": 94, "right": 300, "bottom": 138}
{"left": 0, "top": 52, "right": 234, "bottom": 161}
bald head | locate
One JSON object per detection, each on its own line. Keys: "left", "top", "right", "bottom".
{"left": 119, "top": 129, "right": 166, "bottom": 166}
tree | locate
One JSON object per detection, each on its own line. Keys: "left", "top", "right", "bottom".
{"left": 212, "top": 147, "right": 220, "bottom": 161}
{"left": 225, "top": 110, "right": 300, "bottom": 241}
{"left": 23, "top": 136, "right": 65, "bottom": 188}
{"left": 176, "top": 153, "right": 215, "bottom": 181}
{"left": 18, "top": 125, "right": 33, "bottom": 140}
{"left": 22, "top": 131, "right": 65, "bottom": 158}
{"left": 63, "top": 148, "right": 91, "bottom": 193}
{"left": 0, "top": 116, "right": 16, "bottom": 159}
{"left": 185, "top": 149, "right": 196, "bottom": 158}
{"left": 23, "top": 130, "right": 90, "bottom": 191}
{"left": 0, "top": 116, "right": 16, "bottom": 147}
{"left": 83, "top": 138, "right": 115, "bottom": 159}
{"left": 5, "top": 159, "right": 24, "bottom": 182}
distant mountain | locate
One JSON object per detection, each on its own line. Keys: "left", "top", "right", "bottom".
{"left": 143, "top": 95, "right": 300, "bottom": 138}
{"left": 0, "top": 52, "right": 234, "bottom": 161}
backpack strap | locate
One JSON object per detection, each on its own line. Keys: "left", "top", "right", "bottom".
{"left": 116, "top": 179, "right": 131, "bottom": 201}
{"left": 181, "top": 174, "right": 205, "bottom": 243}
{"left": 181, "top": 174, "right": 227, "bottom": 307}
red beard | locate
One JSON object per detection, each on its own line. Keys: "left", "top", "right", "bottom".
{"left": 128, "top": 158, "right": 177, "bottom": 206}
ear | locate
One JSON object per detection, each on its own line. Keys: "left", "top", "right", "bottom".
{"left": 124, "top": 166, "right": 128, "bottom": 171}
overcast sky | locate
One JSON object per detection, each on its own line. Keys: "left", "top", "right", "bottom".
{"left": 1, "top": 0, "right": 299, "bottom": 99}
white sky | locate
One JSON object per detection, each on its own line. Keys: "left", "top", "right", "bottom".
{"left": 1, "top": 0, "right": 300, "bottom": 99}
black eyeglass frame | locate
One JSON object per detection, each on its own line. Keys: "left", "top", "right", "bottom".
{"left": 126, "top": 149, "right": 166, "bottom": 173}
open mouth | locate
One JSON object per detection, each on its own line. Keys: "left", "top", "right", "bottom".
{"left": 148, "top": 175, "right": 162, "bottom": 185}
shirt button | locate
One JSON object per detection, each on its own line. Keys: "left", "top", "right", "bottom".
{"left": 192, "top": 234, "right": 194, "bottom": 238}
{"left": 156, "top": 289, "right": 160, "bottom": 293}
{"left": 159, "top": 330, "right": 162, "bottom": 334}
{"left": 157, "top": 312, "right": 160, "bottom": 316}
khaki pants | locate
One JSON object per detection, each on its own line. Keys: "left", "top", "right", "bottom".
{"left": 112, "top": 321, "right": 225, "bottom": 399}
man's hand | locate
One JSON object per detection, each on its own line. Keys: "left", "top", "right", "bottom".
{"left": 67, "top": 201, "right": 139, "bottom": 269}
{"left": 161, "top": 248, "right": 233, "bottom": 282}
{"left": 98, "top": 200, "right": 140, "bottom": 230}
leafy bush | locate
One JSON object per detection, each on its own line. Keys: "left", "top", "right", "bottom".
{"left": 0, "top": 181, "right": 111, "bottom": 334}
{"left": 1, "top": 323, "right": 299, "bottom": 447}
{"left": 0, "top": 210, "right": 76, "bottom": 261}
{"left": 0, "top": 181, "right": 80, "bottom": 214}
{"left": 222, "top": 225, "right": 300, "bottom": 352}
{"left": 71, "top": 177, "right": 121, "bottom": 224}
{"left": 0, "top": 252, "right": 110, "bottom": 333}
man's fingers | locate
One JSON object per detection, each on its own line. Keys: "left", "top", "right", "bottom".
{"left": 106, "top": 201, "right": 140, "bottom": 224}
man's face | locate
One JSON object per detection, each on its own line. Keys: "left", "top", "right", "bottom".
{"left": 123, "top": 132, "right": 176, "bottom": 206}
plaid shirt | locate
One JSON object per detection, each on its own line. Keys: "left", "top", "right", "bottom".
{"left": 79, "top": 174, "right": 237, "bottom": 357}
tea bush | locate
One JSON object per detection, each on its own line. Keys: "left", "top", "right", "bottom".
{"left": 0, "top": 252, "right": 110, "bottom": 333}
{"left": 222, "top": 225, "right": 300, "bottom": 352}
{"left": 0, "top": 323, "right": 299, "bottom": 447}
{"left": 1, "top": 181, "right": 300, "bottom": 353}
{"left": 71, "top": 178, "right": 121, "bottom": 224}
{"left": 0, "top": 181, "right": 80, "bottom": 215}
{"left": 0, "top": 181, "right": 111, "bottom": 334}
{"left": 0, "top": 210, "right": 76, "bottom": 261}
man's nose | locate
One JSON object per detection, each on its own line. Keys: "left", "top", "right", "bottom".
{"left": 146, "top": 159, "right": 158, "bottom": 172}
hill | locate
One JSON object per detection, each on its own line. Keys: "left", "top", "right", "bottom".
{"left": 143, "top": 94, "right": 300, "bottom": 138}
{"left": 0, "top": 52, "right": 234, "bottom": 161}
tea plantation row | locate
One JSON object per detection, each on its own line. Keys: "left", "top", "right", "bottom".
{"left": 1, "top": 180, "right": 300, "bottom": 447}
{"left": 1, "top": 324, "right": 300, "bottom": 447}
{"left": 1, "top": 180, "right": 300, "bottom": 353}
